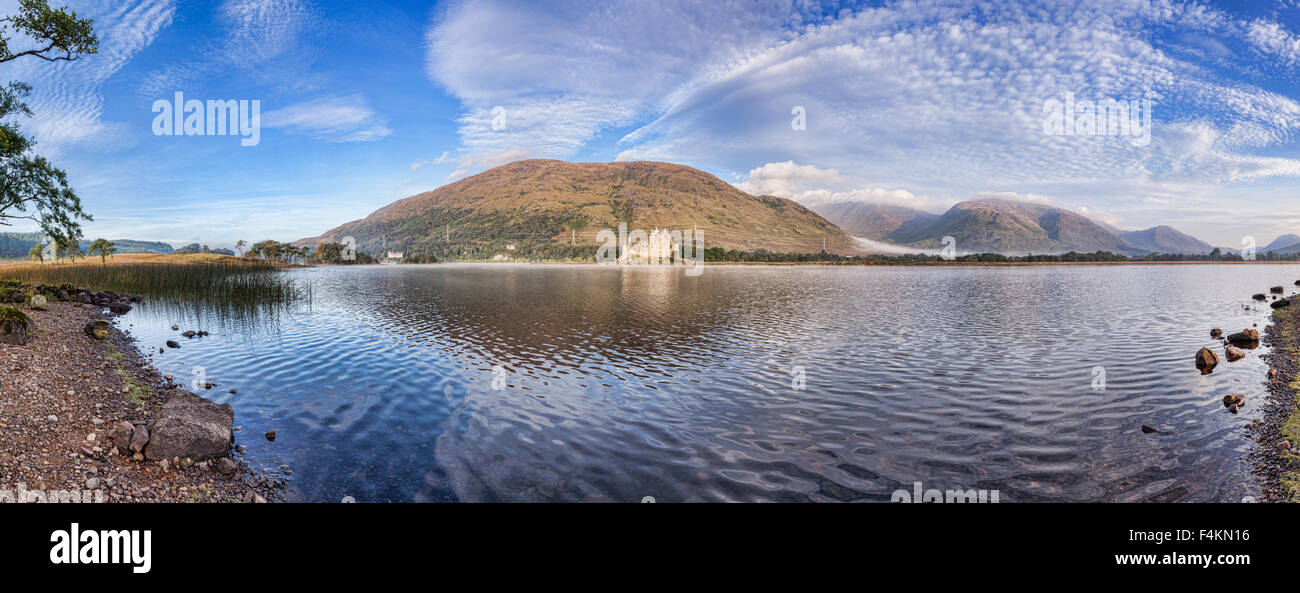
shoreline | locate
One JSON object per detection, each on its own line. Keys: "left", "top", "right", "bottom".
{"left": 1256, "top": 300, "right": 1300, "bottom": 502}
{"left": 318, "top": 259, "right": 1300, "bottom": 268}
{"left": 0, "top": 292, "right": 281, "bottom": 503}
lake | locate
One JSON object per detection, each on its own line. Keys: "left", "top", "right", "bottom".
{"left": 117, "top": 263, "right": 1294, "bottom": 502}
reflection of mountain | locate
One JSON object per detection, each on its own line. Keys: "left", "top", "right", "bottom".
{"left": 346, "top": 265, "right": 751, "bottom": 370}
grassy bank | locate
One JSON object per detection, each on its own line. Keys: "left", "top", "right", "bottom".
{"left": 0, "top": 253, "right": 309, "bottom": 311}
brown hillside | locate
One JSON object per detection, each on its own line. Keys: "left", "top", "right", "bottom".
{"left": 298, "top": 159, "right": 859, "bottom": 259}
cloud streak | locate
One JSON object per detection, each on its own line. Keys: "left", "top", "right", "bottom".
{"left": 262, "top": 94, "right": 392, "bottom": 142}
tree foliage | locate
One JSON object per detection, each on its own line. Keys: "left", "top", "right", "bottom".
{"left": 87, "top": 237, "right": 115, "bottom": 264}
{"left": 0, "top": 0, "right": 98, "bottom": 64}
{"left": 0, "top": 1, "right": 97, "bottom": 247}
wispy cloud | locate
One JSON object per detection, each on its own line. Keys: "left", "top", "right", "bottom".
{"left": 262, "top": 94, "right": 391, "bottom": 142}
{"left": 218, "top": 0, "right": 312, "bottom": 68}
{"left": 138, "top": 0, "right": 319, "bottom": 96}
{"left": 2, "top": 0, "right": 176, "bottom": 151}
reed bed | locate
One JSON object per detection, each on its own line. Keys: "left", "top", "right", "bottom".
{"left": 0, "top": 258, "right": 310, "bottom": 312}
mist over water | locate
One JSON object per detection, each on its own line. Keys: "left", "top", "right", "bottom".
{"left": 117, "top": 263, "right": 1293, "bottom": 501}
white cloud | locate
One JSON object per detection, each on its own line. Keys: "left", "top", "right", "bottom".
{"left": 973, "top": 191, "right": 1052, "bottom": 205}
{"left": 138, "top": 0, "right": 319, "bottom": 96}
{"left": 734, "top": 161, "right": 933, "bottom": 210}
{"left": 425, "top": 0, "right": 807, "bottom": 172}
{"left": 262, "top": 95, "right": 391, "bottom": 142}
{"left": 218, "top": 0, "right": 312, "bottom": 68}
{"left": 442, "top": 149, "right": 532, "bottom": 181}
{"left": 733, "top": 161, "right": 851, "bottom": 196}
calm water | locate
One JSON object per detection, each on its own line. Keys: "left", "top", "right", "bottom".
{"left": 117, "top": 263, "right": 1295, "bottom": 502}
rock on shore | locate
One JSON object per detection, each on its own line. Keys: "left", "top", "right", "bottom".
{"left": 0, "top": 296, "right": 280, "bottom": 503}
{"left": 143, "top": 389, "right": 234, "bottom": 462}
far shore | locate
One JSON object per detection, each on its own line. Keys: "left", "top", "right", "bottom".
{"left": 6, "top": 251, "right": 1300, "bottom": 271}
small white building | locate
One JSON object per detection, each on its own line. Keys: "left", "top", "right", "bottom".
{"left": 386, "top": 251, "right": 403, "bottom": 260}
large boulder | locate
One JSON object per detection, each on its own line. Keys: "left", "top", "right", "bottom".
{"left": 28, "top": 294, "right": 47, "bottom": 310}
{"left": 143, "top": 389, "right": 234, "bottom": 462}
{"left": 1226, "top": 329, "right": 1260, "bottom": 345}
{"left": 1271, "top": 286, "right": 1285, "bottom": 294}
{"left": 0, "top": 307, "right": 34, "bottom": 346}
{"left": 1272, "top": 298, "right": 1291, "bottom": 309}
{"left": 1225, "top": 345, "right": 1245, "bottom": 362}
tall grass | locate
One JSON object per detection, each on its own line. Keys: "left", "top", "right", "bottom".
{"left": 0, "top": 259, "right": 310, "bottom": 314}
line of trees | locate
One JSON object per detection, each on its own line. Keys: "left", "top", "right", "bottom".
{"left": 245, "top": 240, "right": 310, "bottom": 263}
{"left": 25, "top": 236, "right": 119, "bottom": 264}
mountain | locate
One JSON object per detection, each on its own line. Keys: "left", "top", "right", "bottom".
{"left": 811, "top": 202, "right": 939, "bottom": 241}
{"left": 1263, "top": 234, "right": 1300, "bottom": 253}
{"left": 0, "top": 232, "right": 44, "bottom": 258}
{"left": 0, "top": 233, "right": 173, "bottom": 258}
{"left": 1115, "top": 225, "right": 1214, "bottom": 254}
{"left": 889, "top": 198, "right": 1139, "bottom": 255}
{"left": 1265, "top": 241, "right": 1300, "bottom": 255}
{"left": 298, "top": 159, "right": 858, "bottom": 259}
{"left": 109, "top": 239, "right": 174, "bottom": 254}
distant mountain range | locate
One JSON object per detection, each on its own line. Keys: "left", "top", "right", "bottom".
{"left": 1262, "top": 234, "right": 1300, "bottom": 253}
{"left": 812, "top": 199, "right": 1271, "bottom": 256}
{"left": 0, "top": 233, "right": 174, "bottom": 258}
{"left": 298, "top": 159, "right": 858, "bottom": 258}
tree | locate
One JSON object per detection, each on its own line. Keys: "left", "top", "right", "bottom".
{"left": 248, "top": 239, "right": 285, "bottom": 262}
{"left": 27, "top": 242, "right": 42, "bottom": 263}
{"left": 87, "top": 237, "right": 115, "bottom": 264}
{"left": 1, "top": 1, "right": 97, "bottom": 247}
{"left": 58, "top": 236, "right": 79, "bottom": 261}
{"left": 0, "top": 0, "right": 99, "bottom": 64}
{"left": 235, "top": 239, "right": 246, "bottom": 257}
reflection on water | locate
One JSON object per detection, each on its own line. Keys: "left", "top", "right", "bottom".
{"left": 120, "top": 263, "right": 1294, "bottom": 502}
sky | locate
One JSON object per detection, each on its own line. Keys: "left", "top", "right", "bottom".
{"left": 3, "top": 0, "right": 1300, "bottom": 249}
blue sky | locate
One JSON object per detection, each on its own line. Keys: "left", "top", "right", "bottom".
{"left": 4, "top": 0, "right": 1300, "bottom": 249}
